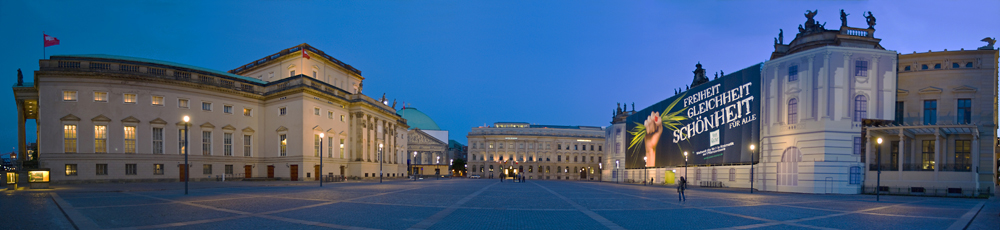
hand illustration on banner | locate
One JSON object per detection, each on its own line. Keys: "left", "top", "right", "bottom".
{"left": 643, "top": 111, "right": 662, "bottom": 167}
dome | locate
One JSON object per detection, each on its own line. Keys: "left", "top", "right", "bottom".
{"left": 398, "top": 107, "right": 441, "bottom": 130}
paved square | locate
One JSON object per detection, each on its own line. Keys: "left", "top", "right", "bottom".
{"left": 1, "top": 179, "right": 995, "bottom": 229}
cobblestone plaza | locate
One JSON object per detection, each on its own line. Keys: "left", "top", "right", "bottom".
{"left": 2, "top": 179, "right": 997, "bottom": 229}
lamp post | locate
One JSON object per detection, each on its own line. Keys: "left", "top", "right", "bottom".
{"left": 684, "top": 151, "right": 688, "bottom": 184}
{"left": 339, "top": 143, "right": 344, "bottom": 180}
{"left": 413, "top": 151, "right": 417, "bottom": 181}
{"left": 750, "top": 144, "right": 755, "bottom": 194}
{"left": 379, "top": 143, "right": 383, "bottom": 183}
{"left": 876, "top": 137, "right": 883, "bottom": 201}
{"left": 643, "top": 156, "right": 647, "bottom": 185}
{"left": 319, "top": 133, "right": 324, "bottom": 187}
{"left": 182, "top": 115, "right": 189, "bottom": 195}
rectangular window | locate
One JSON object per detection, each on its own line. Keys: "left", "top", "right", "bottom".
{"left": 328, "top": 137, "right": 334, "bottom": 158}
{"left": 123, "top": 93, "right": 136, "bottom": 104}
{"left": 290, "top": 70, "right": 295, "bottom": 76}
{"left": 890, "top": 141, "right": 899, "bottom": 170}
{"left": 340, "top": 115, "right": 345, "bottom": 122}
{"left": 202, "top": 102, "right": 212, "bottom": 111}
{"left": 922, "top": 140, "right": 935, "bottom": 170}
{"left": 279, "top": 107, "right": 287, "bottom": 116}
{"left": 243, "top": 108, "right": 252, "bottom": 117}
{"left": 124, "top": 126, "right": 136, "bottom": 154}
{"left": 328, "top": 111, "right": 334, "bottom": 119}
{"left": 957, "top": 99, "right": 971, "bottom": 124}
{"left": 280, "top": 134, "right": 287, "bottom": 156}
{"left": 179, "top": 99, "right": 189, "bottom": 108}
{"left": 894, "top": 101, "right": 904, "bottom": 125}
{"left": 788, "top": 65, "right": 798, "bottom": 81}
{"left": 314, "top": 134, "right": 321, "bottom": 157}
{"left": 64, "top": 124, "right": 77, "bottom": 153}
{"left": 94, "top": 91, "right": 108, "bottom": 102}
{"left": 153, "top": 164, "right": 164, "bottom": 175}
{"left": 65, "top": 164, "right": 78, "bottom": 176}
{"left": 225, "top": 165, "right": 233, "bottom": 175}
{"left": 95, "top": 125, "right": 107, "bottom": 153}
{"left": 339, "top": 139, "right": 345, "bottom": 158}
{"left": 855, "top": 60, "right": 868, "bottom": 77}
{"left": 63, "top": 91, "right": 77, "bottom": 101}
{"left": 224, "top": 105, "right": 233, "bottom": 114}
{"left": 955, "top": 140, "right": 971, "bottom": 171}
{"left": 126, "top": 164, "right": 137, "bottom": 175}
{"left": 202, "top": 131, "right": 212, "bottom": 155}
{"left": 152, "top": 128, "right": 163, "bottom": 154}
{"left": 224, "top": 133, "right": 233, "bottom": 156}
{"left": 239, "top": 134, "right": 251, "bottom": 157}
{"left": 923, "top": 100, "right": 937, "bottom": 125}
{"left": 849, "top": 166, "right": 861, "bottom": 184}
{"left": 152, "top": 96, "right": 164, "bottom": 105}
{"left": 203, "top": 164, "right": 212, "bottom": 174}
{"left": 314, "top": 107, "right": 320, "bottom": 116}
{"left": 178, "top": 128, "right": 186, "bottom": 154}
{"left": 853, "top": 137, "right": 862, "bottom": 155}
{"left": 96, "top": 164, "right": 108, "bottom": 175}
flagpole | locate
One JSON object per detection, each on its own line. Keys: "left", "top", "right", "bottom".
{"left": 43, "top": 31, "right": 45, "bottom": 59}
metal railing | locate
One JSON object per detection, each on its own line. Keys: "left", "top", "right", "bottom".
{"left": 862, "top": 186, "right": 990, "bottom": 198}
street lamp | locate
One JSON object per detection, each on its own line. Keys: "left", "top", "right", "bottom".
{"left": 182, "top": 115, "right": 189, "bottom": 195}
{"left": 684, "top": 151, "right": 688, "bottom": 184}
{"left": 750, "top": 144, "right": 755, "bottom": 194}
{"left": 379, "top": 143, "right": 383, "bottom": 183}
{"left": 319, "top": 133, "right": 324, "bottom": 187}
{"left": 413, "top": 151, "right": 417, "bottom": 180}
{"left": 876, "top": 137, "right": 883, "bottom": 201}
{"left": 643, "top": 156, "right": 647, "bottom": 185}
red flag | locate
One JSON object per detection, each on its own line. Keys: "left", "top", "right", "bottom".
{"left": 302, "top": 50, "right": 310, "bottom": 59}
{"left": 44, "top": 34, "right": 60, "bottom": 47}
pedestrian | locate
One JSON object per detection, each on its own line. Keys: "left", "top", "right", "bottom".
{"left": 651, "top": 177, "right": 654, "bottom": 185}
{"left": 678, "top": 176, "right": 687, "bottom": 202}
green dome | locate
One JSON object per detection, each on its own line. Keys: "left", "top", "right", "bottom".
{"left": 398, "top": 108, "right": 441, "bottom": 130}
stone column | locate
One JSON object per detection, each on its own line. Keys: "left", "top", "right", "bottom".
{"left": 971, "top": 133, "right": 980, "bottom": 195}
{"left": 934, "top": 130, "right": 941, "bottom": 182}
{"left": 819, "top": 51, "right": 831, "bottom": 119}
{"left": 16, "top": 99, "right": 26, "bottom": 172}
{"left": 898, "top": 129, "right": 905, "bottom": 173}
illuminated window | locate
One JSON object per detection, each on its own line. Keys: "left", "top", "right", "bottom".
{"left": 126, "top": 164, "right": 137, "bottom": 175}
{"left": 224, "top": 133, "right": 233, "bottom": 156}
{"left": 854, "top": 95, "right": 867, "bottom": 122}
{"left": 202, "top": 131, "right": 212, "bottom": 155}
{"left": 123, "top": 93, "right": 136, "bottom": 104}
{"left": 63, "top": 91, "right": 77, "bottom": 101}
{"left": 94, "top": 91, "right": 108, "bottom": 102}
{"left": 65, "top": 164, "right": 78, "bottom": 176}
{"left": 314, "top": 134, "right": 321, "bottom": 157}
{"left": 280, "top": 134, "right": 287, "bottom": 156}
{"left": 339, "top": 139, "right": 345, "bottom": 158}
{"left": 178, "top": 99, "right": 189, "bottom": 108}
{"left": 96, "top": 164, "right": 108, "bottom": 175}
{"left": 152, "top": 128, "right": 163, "bottom": 154}
{"left": 154, "top": 164, "right": 164, "bottom": 175}
{"left": 243, "top": 135, "right": 252, "bottom": 157}
{"left": 64, "top": 124, "right": 77, "bottom": 153}
{"left": 340, "top": 115, "right": 345, "bottom": 122}
{"left": 955, "top": 140, "right": 971, "bottom": 171}
{"left": 95, "top": 125, "right": 107, "bottom": 153}
{"left": 152, "top": 96, "right": 164, "bottom": 106}
{"left": 244, "top": 108, "right": 252, "bottom": 116}
{"left": 178, "top": 128, "right": 187, "bottom": 155}
{"left": 921, "top": 140, "right": 935, "bottom": 170}
{"left": 124, "top": 126, "right": 136, "bottom": 153}
{"left": 788, "top": 98, "right": 798, "bottom": 124}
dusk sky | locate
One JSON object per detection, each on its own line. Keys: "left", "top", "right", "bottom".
{"left": 1, "top": 0, "right": 998, "bottom": 153}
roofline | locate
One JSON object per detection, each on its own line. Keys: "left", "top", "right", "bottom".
{"left": 229, "top": 43, "right": 362, "bottom": 77}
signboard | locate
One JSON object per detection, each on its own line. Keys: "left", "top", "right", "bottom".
{"left": 625, "top": 63, "right": 762, "bottom": 168}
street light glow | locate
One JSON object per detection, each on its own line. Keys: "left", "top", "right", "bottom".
{"left": 877, "top": 137, "right": 883, "bottom": 144}
{"left": 750, "top": 144, "right": 755, "bottom": 150}
{"left": 182, "top": 116, "right": 189, "bottom": 122}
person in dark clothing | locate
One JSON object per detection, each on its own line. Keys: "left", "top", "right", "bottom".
{"left": 500, "top": 173, "right": 505, "bottom": 182}
{"left": 678, "top": 176, "right": 687, "bottom": 202}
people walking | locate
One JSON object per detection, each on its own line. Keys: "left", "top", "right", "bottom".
{"left": 678, "top": 176, "right": 687, "bottom": 202}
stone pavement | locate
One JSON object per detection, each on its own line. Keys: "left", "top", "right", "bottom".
{"left": 0, "top": 179, "right": 995, "bottom": 229}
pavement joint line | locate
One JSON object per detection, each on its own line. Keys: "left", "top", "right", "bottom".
{"left": 50, "top": 192, "right": 102, "bottom": 230}
{"left": 342, "top": 201, "right": 450, "bottom": 208}
{"left": 75, "top": 201, "right": 175, "bottom": 209}
{"left": 253, "top": 213, "right": 381, "bottom": 230}
{"left": 406, "top": 181, "right": 498, "bottom": 230}
{"left": 107, "top": 215, "right": 251, "bottom": 230}
{"left": 945, "top": 201, "right": 985, "bottom": 230}
{"left": 533, "top": 182, "right": 626, "bottom": 230}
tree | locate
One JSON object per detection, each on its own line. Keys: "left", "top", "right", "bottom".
{"left": 452, "top": 158, "right": 467, "bottom": 176}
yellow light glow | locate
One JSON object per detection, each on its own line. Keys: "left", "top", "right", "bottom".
{"left": 27, "top": 170, "right": 49, "bottom": 183}
{"left": 877, "top": 138, "right": 883, "bottom": 144}
{"left": 183, "top": 116, "right": 190, "bottom": 122}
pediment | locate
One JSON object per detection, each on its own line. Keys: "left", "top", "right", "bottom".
{"left": 276, "top": 126, "right": 288, "bottom": 132}
{"left": 952, "top": 85, "right": 977, "bottom": 94}
{"left": 918, "top": 86, "right": 942, "bottom": 94}
{"left": 242, "top": 127, "right": 255, "bottom": 133}
{"left": 222, "top": 125, "right": 236, "bottom": 131}
{"left": 200, "top": 122, "right": 215, "bottom": 129}
{"left": 121, "top": 116, "right": 140, "bottom": 124}
{"left": 408, "top": 129, "right": 446, "bottom": 145}
{"left": 313, "top": 125, "right": 323, "bottom": 131}
{"left": 149, "top": 118, "right": 167, "bottom": 125}
{"left": 60, "top": 114, "right": 80, "bottom": 121}
{"left": 91, "top": 114, "right": 111, "bottom": 122}
{"left": 897, "top": 89, "right": 909, "bottom": 96}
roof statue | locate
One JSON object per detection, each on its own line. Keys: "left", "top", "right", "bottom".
{"left": 865, "top": 11, "right": 876, "bottom": 29}
{"left": 779, "top": 29, "right": 783, "bottom": 44}
{"left": 714, "top": 72, "right": 719, "bottom": 79}
{"left": 17, "top": 68, "right": 23, "bottom": 86}
{"left": 840, "top": 9, "right": 849, "bottom": 27}
{"left": 358, "top": 82, "right": 363, "bottom": 94}
{"left": 631, "top": 102, "right": 635, "bottom": 112}
{"left": 391, "top": 99, "right": 397, "bottom": 109}
{"left": 798, "top": 10, "right": 826, "bottom": 34}
{"left": 720, "top": 70, "right": 724, "bottom": 76}
{"left": 380, "top": 93, "right": 386, "bottom": 103}
{"left": 979, "top": 37, "right": 997, "bottom": 50}
{"left": 691, "top": 63, "right": 710, "bottom": 88}
{"left": 617, "top": 102, "right": 621, "bottom": 114}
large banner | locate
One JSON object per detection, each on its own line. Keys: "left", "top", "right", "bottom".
{"left": 625, "top": 63, "right": 761, "bottom": 168}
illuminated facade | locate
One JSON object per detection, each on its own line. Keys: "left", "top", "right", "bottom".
{"left": 12, "top": 43, "right": 410, "bottom": 182}
{"left": 467, "top": 122, "right": 605, "bottom": 180}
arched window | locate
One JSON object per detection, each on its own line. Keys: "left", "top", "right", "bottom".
{"left": 966, "top": 62, "right": 973, "bottom": 68}
{"left": 952, "top": 63, "right": 959, "bottom": 68}
{"left": 854, "top": 95, "right": 868, "bottom": 122}
{"left": 778, "top": 147, "right": 801, "bottom": 186}
{"left": 528, "top": 165, "right": 533, "bottom": 173}
{"left": 921, "top": 64, "right": 928, "bottom": 70}
{"left": 787, "top": 98, "right": 798, "bottom": 124}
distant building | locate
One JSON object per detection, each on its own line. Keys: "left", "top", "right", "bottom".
{"left": 447, "top": 140, "right": 467, "bottom": 176}
{"left": 12, "top": 43, "right": 410, "bottom": 182}
{"left": 468, "top": 122, "right": 605, "bottom": 180}
{"left": 398, "top": 107, "right": 450, "bottom": 177}
{"left": 603, "top": 104, "right": 633, "bottom": 182}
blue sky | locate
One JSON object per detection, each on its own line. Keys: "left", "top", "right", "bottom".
{"left": 1, "top": 0, "right": 997, "bottom": 153}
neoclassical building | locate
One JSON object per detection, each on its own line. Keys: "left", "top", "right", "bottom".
{"left": 398, "top": 107, "right": 451, "bottom": 177}
{"left": 467, "top": 122, "right": 605, "bottom": 180}
{"left": 12, "top": 43, "right": 410, "bottom": 182}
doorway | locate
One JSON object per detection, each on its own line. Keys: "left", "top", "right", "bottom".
{"left": 314, "top": 165, "right": 320, "bottom": 181}
{"left": 340, "top": 166, "right": 345, "bottom": 177}
{"left": 290, "top": 165, "right": 298, "bottom": 181}
{"left": 244, "top": 165, "right": 252, "bottom": 178}
{"left": 579, "top": 169, "right": 586, "bottom": 179}
{"left": 267, "top": 165, "right": 274, "bottom": 178}
{"left": 178, "top": 164, "right": 187, "bottom": 181}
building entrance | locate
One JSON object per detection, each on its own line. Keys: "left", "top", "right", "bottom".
{"left": 244, "top": 165, "right": 252, "bottom": 178}
{"left": 314, "top": 165, "right": 320, "bottom": 181}
{"left": 290, "top": 165, "right": 298, "bottom": 181}
{"left": 178, "top": 164, "right": 187, "bottom": 181}
{"left": 267, "top": 165, "right": 274, "bottom": 178}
